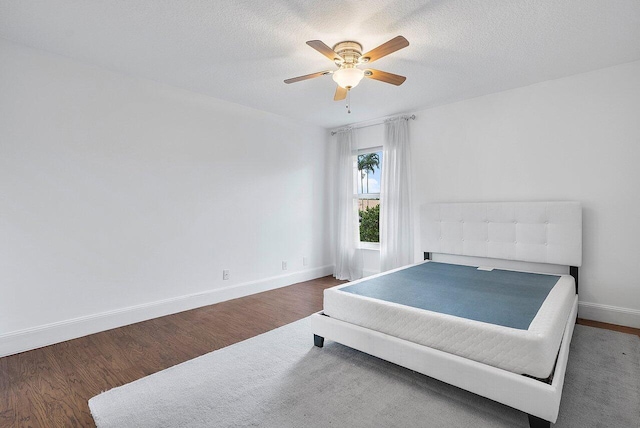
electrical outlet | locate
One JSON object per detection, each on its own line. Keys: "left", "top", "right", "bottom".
{"left": 223, "top": 270, "right": 230, "bottom": 280}
{"left": 282, "top": 261, "right": 287, "bottom": 270}
{"left": 303, "top": 256, "right": 308, "bottom": 266}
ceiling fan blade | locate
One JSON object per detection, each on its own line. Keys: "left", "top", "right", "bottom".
{"left": 360, "top": 36, "right": 409, "bottom": 63}
{"left": 364, "top": 69, "right": 406, "bottom": 86}
{"left": 284, "top": 70, "right": 332, "bottom": 84}
{"left": 334, "top": 86, "right": 347, "bottom": 101}
{"left": 306, "top": 40, "right": 344, "bottom": 62}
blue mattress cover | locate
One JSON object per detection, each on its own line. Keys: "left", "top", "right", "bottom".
{"left": 339, "top": 262, "right": 561, "bottom": 330}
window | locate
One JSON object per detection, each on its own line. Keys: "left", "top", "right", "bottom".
{"left": 355, "top": 148, "right": 382, "bottom": 244}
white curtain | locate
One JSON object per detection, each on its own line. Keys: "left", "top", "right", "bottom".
{"left": 380, "top": 117, "right": 414, "bottom": 271}
{"left": 333, "top": 129, "right": 362, "bottom": 281}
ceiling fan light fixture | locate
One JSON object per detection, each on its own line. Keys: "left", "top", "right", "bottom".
{"left": 332, "top": 67, "right": 365, "bottom": 89}
{"left": 284, "top": 36, "right": 409, "bottom": 106}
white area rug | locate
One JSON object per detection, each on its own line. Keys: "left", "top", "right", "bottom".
{"left": 89, "top": 317, "right": 640, "bottom": 427}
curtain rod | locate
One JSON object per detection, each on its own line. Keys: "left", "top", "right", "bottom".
{"left": 330, "top": 114, "right": 416, "bottom": 136}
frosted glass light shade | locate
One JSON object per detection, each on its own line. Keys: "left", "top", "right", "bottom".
{"left": 332, "top": 67, "right": 365, "bottom": 89}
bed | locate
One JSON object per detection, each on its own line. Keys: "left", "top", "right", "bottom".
{"left": 311, "top": 201, "right": 582, "bottom": 428}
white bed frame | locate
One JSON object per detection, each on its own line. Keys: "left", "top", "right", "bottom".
{"left": 312, "top": 201, "right": 582, "bottom": 428}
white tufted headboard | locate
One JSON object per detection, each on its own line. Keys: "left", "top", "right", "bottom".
{"left": 421, "top": 201, "right": 582, "bottom": 267}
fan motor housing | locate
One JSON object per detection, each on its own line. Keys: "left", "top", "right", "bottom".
{"left": 332, "top": 41, "right": 362, "bottom": 64}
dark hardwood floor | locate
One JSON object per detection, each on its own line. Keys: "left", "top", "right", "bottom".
{"left": 1, "top": 276, "right": 638, "bottom": 428}
{"left": 576, "top": 318, "right": 640, "bottom": 338}
{"left": 0, "top": 276, "right": 344, "bottom": 428}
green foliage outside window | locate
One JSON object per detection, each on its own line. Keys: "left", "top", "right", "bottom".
{"left": 359, "top": 204, "right": 380, "bottom": 242}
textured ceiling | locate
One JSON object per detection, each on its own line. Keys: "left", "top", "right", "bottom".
{"left": 1, "top": 1, "right": 640, "bottom": 128}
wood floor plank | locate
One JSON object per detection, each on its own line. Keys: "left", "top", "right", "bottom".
{"left": 0, "top": 356, "right": 16, "bottom": 426}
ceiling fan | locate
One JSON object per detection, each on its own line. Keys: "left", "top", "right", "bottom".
{"left": 284, "top": 36, "right": 409, "bottom": 102}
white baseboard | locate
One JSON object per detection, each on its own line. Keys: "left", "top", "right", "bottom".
{"left": 578, "top": 301, "right": 640, "bottom": 329}
{"left": 0, "top": 265, "right": 334, "bottom": 358}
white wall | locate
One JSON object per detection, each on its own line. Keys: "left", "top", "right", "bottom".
{"left": 409, "top": 60, "right": 640, "bottom": 327}
{"left": 0, "top": 39, "right": 332, "bottom": 356}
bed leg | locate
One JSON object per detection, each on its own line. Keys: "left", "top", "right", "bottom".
{"left": 314, "top": 334, "right": 324, "bottom": 348}
{"left": 527, "top": 414, "right": 550, "bottom": 428}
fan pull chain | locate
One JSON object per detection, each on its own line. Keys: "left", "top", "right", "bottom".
{"left": 346, "top": 89, "right": 351, "bottom": 114}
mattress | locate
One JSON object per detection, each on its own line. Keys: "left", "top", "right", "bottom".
{"left": 323, "top": 261, "right": 576, "bottom": 378}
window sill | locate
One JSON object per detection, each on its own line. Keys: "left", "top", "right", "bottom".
{"left": 358, "top": 242, "right": 380, "bottom": 251}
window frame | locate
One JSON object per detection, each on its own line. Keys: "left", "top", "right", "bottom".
{"left": 354, "top": 146, "right": 383, "bottom": 249}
